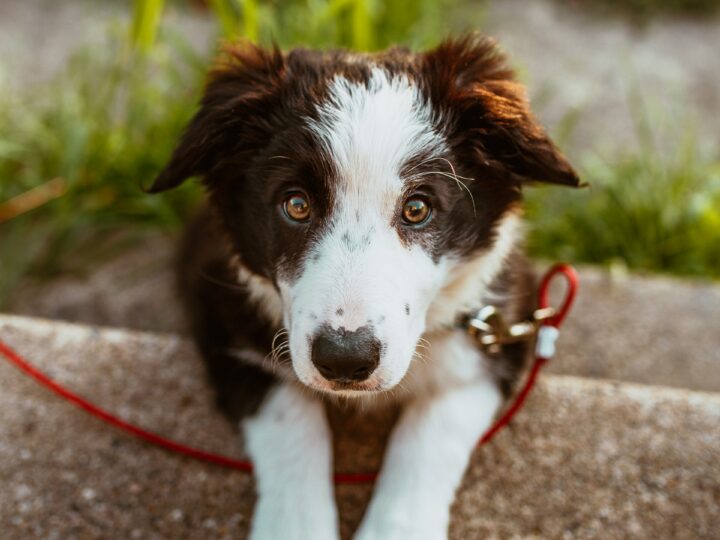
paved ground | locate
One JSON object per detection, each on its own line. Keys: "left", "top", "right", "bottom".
{"left": 2, "top": 315, "right": 718, "bottom": 540}
{"left": 9, "top": 234, "right": 185, "bottom": 336}
{"left": 547, "top": 266, "right": 720, "bottom": 392}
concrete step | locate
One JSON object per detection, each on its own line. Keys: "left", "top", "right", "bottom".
{"left": 9, "top": 235, "right": 720, "bottom": 392}
{"left": 1, "top": 314, "right": 718, "bottom": 539}
{"left": 547, "top": 266, "right": 720, "bottom": 393}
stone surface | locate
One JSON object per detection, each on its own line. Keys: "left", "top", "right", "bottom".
{"left": 547, "top": 266, "right": 720, "bottom": 393}
{"left": 1, "top": 314, "right": 718, "bottom": 539}
{"left": 9, "top": 234, "right": 185, "bottom": 335}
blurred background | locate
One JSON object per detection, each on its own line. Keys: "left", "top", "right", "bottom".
{"left": 0, "top": 0, "right": 719, "bottom": 386}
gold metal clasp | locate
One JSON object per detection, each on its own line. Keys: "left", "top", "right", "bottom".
{"left": 464, "top": 306, "right": 556, "bottom": 355}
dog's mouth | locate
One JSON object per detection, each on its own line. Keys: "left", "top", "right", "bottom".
{"left": 304, "top": 374, "right": 387, "bottom": 395}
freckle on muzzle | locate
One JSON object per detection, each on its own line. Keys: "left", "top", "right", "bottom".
{"left": 310, "top": 324, "right": 380, "bottom": 382}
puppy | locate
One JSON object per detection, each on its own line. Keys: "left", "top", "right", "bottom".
{"left": 149, "top": 34, "right": 579, "bottom": 539}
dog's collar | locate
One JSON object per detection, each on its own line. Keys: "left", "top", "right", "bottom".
{"left": 457, "top": 305, "right": 557, "bottom": 356}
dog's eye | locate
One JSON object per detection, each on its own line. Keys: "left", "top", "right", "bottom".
{"left": 283, "top": 192, "right": 311, "bottom": 222}
{"left": 401, "top": 196, "right": 431, "bottom": 226}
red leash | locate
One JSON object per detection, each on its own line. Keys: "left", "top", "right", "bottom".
{"left": 0, "top": 264, "right": 577, "bottom": 485}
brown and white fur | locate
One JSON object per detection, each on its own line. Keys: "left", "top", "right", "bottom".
{"left": 149, "top": 34, "right": 580, "bottom": 540}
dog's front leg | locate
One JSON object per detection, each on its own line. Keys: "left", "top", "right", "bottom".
{"left": 355, "top": 378, "right": 502, "bottom": 540}
{"left": 243, "top": 383, "right": 339, "bottom": 540}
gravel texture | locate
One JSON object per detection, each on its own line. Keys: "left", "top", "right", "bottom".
{"left": 1, "top": 315, "right": 719, "bottom": 539}
{"left": 547, "top": 266, "right": 720, "bottom": 393}
{"left": 9, "top": 234, "right": 186, "bottom": 335}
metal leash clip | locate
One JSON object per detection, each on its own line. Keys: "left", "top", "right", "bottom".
{"left": 464, "top": 305, "right": 556, "bottom": 355}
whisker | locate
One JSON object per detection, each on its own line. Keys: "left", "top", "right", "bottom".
{"left": 265, "top": 328, "right": 291, "bottom": 368}
{"left": 437, "top": 157, "right": 477, "bottom": 216}
{"left": 417, "top": 336, "right": 432, "bottom": 347}
{"left": 409, "top": 169, "right": 475, "bottom": 183}
{"left": 403, "top": 154, "right": 446, "bottom": 175}
{"left": 412, "top": 352, "right": 429, "bottom": 365}
{"left": 406, "top": 156, "right": 477, "bottom": 216}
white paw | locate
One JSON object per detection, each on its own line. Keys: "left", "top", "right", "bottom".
{"left": 354, "top": 512, "right": 448, "bottom": 540}
{"left": 250, "top": 497, "right": 339, "bottom": 540}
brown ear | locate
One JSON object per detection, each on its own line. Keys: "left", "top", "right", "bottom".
{"left": 147, "top": 42, "right": 285, "bottom": 193}
{"left": 423, "top": 34, "right": 582, "bottom": 187}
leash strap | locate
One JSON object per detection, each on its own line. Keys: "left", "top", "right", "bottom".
{"left": 0, "top": 264, "right": 578, "bottom": 485}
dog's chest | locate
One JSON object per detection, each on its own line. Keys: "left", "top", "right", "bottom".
{"left": 399, "top": 330, "right": 493, "bottom": 398}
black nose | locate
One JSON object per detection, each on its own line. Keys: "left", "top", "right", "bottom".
{"left": 311, "top": 325, "right": 381, "bottom": 382}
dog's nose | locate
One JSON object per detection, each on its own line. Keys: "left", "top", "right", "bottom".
{"left": 311, "top": 325, "right": 380, "bottom": 382}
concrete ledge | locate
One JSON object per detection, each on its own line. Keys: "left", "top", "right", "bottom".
{"left": 1, "top": 315, "right": 718, "bottom": 539}
{"left": 548, "top": 266, "right": 720, "bottom": 393}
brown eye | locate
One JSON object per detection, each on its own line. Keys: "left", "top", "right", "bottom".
{"left": 283, "top": 192, "right": 311, "bottom": 222}
{"left": 402, "top": 196, "right": 431, "bottom": 225}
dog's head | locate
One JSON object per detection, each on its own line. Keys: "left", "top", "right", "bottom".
{"left": 150, "top": 35, "right": 579, "bottom": 396}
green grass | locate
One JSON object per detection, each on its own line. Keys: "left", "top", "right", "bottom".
{"left": 0, "top": 25, "right": 205, "bottom": 306}
{"left": 526, "top": 129, "right": 720, "bottom": 278}
{"left": 203, "top": 0, "right": 467, "bottom": 50}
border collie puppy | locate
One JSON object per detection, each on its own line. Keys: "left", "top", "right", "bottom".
{"left": 149, "top": 34, "right": 579, "bottom": 539}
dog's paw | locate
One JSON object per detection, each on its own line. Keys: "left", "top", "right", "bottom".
{"left": 250, "top": 498, "right": 339, "bottom": 540}
{"left": 354, "top": 514, "right": 447, "bottom": 540}
{"left": 355, "top": 525, "right": 447, "bottom": 540}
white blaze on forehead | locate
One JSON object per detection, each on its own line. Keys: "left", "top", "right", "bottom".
{"left": 275, "top": 69, "right": 451, "bottom": 391}
{"left": 308, "top": 68, "right": 445, "bottom": 204}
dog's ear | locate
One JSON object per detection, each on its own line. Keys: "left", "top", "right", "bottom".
{"left": 423, "top": 34, "right": 582, "bottom": 187}
{"left": 147, "top": 43, "right": 285, "bottom": 193}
